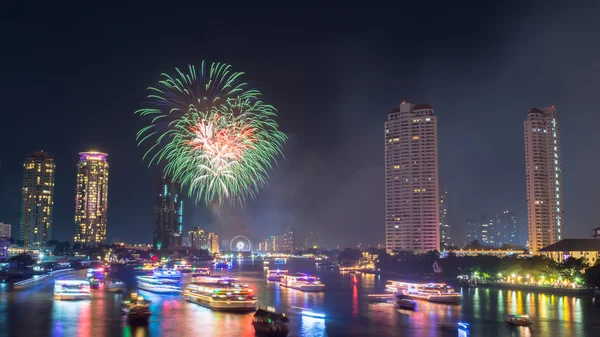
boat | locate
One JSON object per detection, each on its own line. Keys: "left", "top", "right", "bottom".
{"left": 121, "top": 293, "right": 151, "bottom": 325}
{"left": 506, "top": 314, "right": 532, "bottom": 326}
{"left": 191, "top": 267, "right": 211, "bottom": 276}
{"left": 279, "top": 273, "right": 324, "bottom": 292}
{"left": 274, "top": 258, "right": 287, "bottom": 264}
{"left": 134, "top": 264, "right": 156, "bottom": 274}
{"left": 213, "top": 259, "right": 232, "bottom": 269}
{"left": 386, "top": 281, "right": 461, "bottom": 303}
{"left": 366, "top": 294, "right": 396, "bottom": 302}
{"left": 152, "top": 268, "right": 182, "bottom": 280}
{"left": 183, "top": 283, "right": 257, "bottom": 311}
{"left": 440, "top": 322, "right": 470, "bottom": 332}
{"left": 174, "top": 263, "right": 192, "bottom": 273}
{"left": 54, "top": 280, "right": 91, "bottom": 300}
{"left": 192, "top": 275, "right": 241, "bottom": 285}
{"left": 136, "top": 276, "right": 181, "bottom": 294}
{"left": 106, "top": 280, "right": 126, "bottom": 293}
{"left": 88, "top": 277, "right": 101, "bottom": 289}
{"left": 397, "top": 299, "right": 417, "bottom": 310}
{"left": 252, "top": 307, "right": 289, "bottom": 336}
{"left": 267, "top": 269, "right": 288, "bottom": 281}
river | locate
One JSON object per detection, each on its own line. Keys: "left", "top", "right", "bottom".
{"left": 0, "top": 259, "right": 597, "bottom": 337}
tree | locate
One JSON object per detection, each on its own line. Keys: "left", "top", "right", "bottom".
{"left": 9, "top": 253, "right": 35, "bottom": 265}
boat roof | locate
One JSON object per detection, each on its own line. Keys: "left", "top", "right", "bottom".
{"left": 387, "top": 281, "right": 448, "bottom": 286}
{"left": 254, "top": 309, "right": 289, "bottom": 322}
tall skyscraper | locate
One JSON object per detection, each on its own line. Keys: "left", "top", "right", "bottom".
{"left": 465, "top": 219, "right": 479, "bottom": 245}
{"left": 439, "top": 185, "right": 451, "bottom": 248}
{"left": 524, "top": 106, "right": 563, "bottom": 253}
{"left": 385, "top": 102, "right": 439, "bottom": 253}
{"left": 189, "top": 227, "right": 208, "bottom": 249}
{"left": 282, "top": 226, "right": 294, "bottom": 253}
{"left": 20, "top": 151, "right": 55, "bottom": 248}
{"left": 498, "top": 210, "right": 517, "bottom": 246}
{"left": 208, "top": 232, "right": 220, "bottom": 254}
{"left": 74, "top": 152, "right": 109, "bottom": 246}
{"left": 153, "top": 176, "right": 183, "bottom": 249}
{"left": 480, "top": 212, "right": 498, "bottom": 246}
{"left": 0, "top": 222, "right": 11, "bottom": 239}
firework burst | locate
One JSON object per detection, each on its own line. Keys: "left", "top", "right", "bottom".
{"left": 136, "top": 62, "right": 286, "bottom": 205}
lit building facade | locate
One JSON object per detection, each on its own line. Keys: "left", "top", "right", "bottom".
{"left": 20, "top": 151, "right": 55, "bottom": 248}
{"left": 524, "top": 106, "right": 563, "bottom": 253}
{"left": 20, "top": 151, "right": 56, "bottom": 247}
{"left": 208, "top": 232, "right": 219, "bottom": 254}
{"left": 498, "top": 211, "right": 517, "bottom": 246}
{"left": 281, "top": 226, "right": 294, "bottom": 253}
{"left": 480, "top": 212, "right": 497, "bottom": 246}
{"left": 189, "top": 227, "right": 208, "bottom": 249}
{"left": 74, "top": 152, "right": 109, "bottom": 246}
{"left": 439, "top": 185, "right": 451, "bottom": 248}
{"left": 385, "top": 102, "right": 439, "bottom": 253}
{"left": 465, "top": 219, "right": 479, "bottom": 244}
{"left": 0, "top": 222, "right": 12, "bottom": 239}
{"left": 153, "top": 176, "right": 183, "bottom": 249}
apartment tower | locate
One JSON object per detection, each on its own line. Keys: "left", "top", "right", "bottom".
{"left": 385, "top": 102, "right": 439, "bottom": 253}
{"left": 74, "top": 152, "right": 109, "bottom": 245}
{"left": 20, "top": 151, "right": 55, "bottom": 248}
{"left": 524, "top": 106, "right": 563, "bottom": 253}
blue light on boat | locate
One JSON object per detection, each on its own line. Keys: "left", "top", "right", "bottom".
{"left": 302, "top": 310, "right": 326, "bottom": 319}
{"left": 458, "top": 322, "right": 469, "bottom": 330}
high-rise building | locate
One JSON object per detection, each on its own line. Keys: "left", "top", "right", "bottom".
{"left": 0, "top": 222, "right": 11, "bottom": 239}
{"left": 524, "top": 106, "right": 563, "bottom": 253}
{"left": 74, "top": 152, "right": 109, "bottom": 246}
{"left": 208, "top": 232, "right": 219, "bottom": 254}
{"left": 20, "top": 151, "right": 55, "bottom": 248}
{"left": 465, "top": 219, "right": 479, "bottom": 245}
{"left": 153, "top": 176, "right": 183, "bottom": 249}
{"left": 498, "top": 211, "right": 518, "bottom": 246}
{"left": 189, "top": 227, "right": 208, "bottom": 249}
{"left": 282, "top": 226, "right": 294, "bottom": 253}
{"left": 385, "top": 102, "right": 439, "bottom": 253}
{"left": 304, "top": 232, "right": 322, "bottom": 249}
{"left": 480, "top": 212, "right": 498, "bottom": 246}
{"left": 439, "top": 185, "right": 451, "bottom": 248}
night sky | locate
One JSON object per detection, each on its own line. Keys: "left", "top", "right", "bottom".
{"left": 1, "top": 1, "right": 599, "bottom": 248}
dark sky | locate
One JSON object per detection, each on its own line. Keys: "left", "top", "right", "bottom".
{"left": 1, "top": 1, "right": 599, "bottom": 248}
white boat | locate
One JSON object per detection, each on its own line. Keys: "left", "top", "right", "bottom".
{"left": 267, "top": 269, "right": 288, "bottom": 281}
{"left": 54, "top": 280, "right": 91, "bottom": 300}
{"left": 191, "top": 267, "right": 211, "bottom": 276}
{"left": 386, "top": 281, "right": 461, "bottom": 303}
{"left": 192, "top": 275, "right": 241, "bottom": 285}
{"left": 184, "top": 283, "right": 257, "bottom": 311}
{"left": 279, "top": 273, "right": 324, "bottom": 292}
{"left": 136, "top": 276, "right": 181, "bottom": 294}
{"left": 106, "top": 280, "right": 126, "bottom": 293}
{"left": 152, "top": 268, "right": 182, "bottom": 279}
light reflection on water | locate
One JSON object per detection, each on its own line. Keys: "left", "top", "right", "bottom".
{"left": 0, "top": 261, "right": 596, "bottom": 336}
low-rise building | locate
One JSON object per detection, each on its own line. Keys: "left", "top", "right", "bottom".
{"left": 539, "top": 239, "right": 600, "bottom": 265}
{"left": 448, "top": 248, "right": 526, "bottom": 257}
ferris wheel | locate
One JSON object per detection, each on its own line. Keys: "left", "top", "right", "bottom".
{"left": 230, "top": 235, "right": 252, "bottom": 251}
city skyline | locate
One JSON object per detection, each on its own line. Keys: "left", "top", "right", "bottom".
{"left": 1, "top": 2, "right": 599, "bottom": 247}
{"left": 153, "top": 175, "right": 183, "bottom": 249}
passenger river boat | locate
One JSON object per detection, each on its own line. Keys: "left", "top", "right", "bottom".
{"left": 54, "top": 280, "right": 91, "bottom": 300}
{"left": 136, "top": 276, "right": 181, "bottom": 294}
{"left": 267, "top": 269, "right": 288, "bottom": 281}
{"left": 279, "top": 273, "right": 324, "bottom": 292}
{"left": 252, "top": 307, "right": 289, "bottom": 336}
{"left": 386, "top": 281, "right": 461, "bottom": 303}
{"left": 183, "top": 283, "right": 257, "bottom": 311}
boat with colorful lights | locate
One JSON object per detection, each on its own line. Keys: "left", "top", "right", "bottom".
{"left": 386, "top": 281, "right": 461, "bottom": 303}
{"left": 121, "top": 292, "right": 152, "bottom": 325}
{"left": 106, "top": 280, "right": 126, "bottom": 293}
{"left": 183, "top": 283, "right": 257, "bottom": 311}
{"left": 54, "top": 280, "right": 91, "bottom": 300}
{"left": 191, "top": 267, "right": 211, "bottom": 276}
{"left": 279, "top": 273, "right": 324, "bottom": 292}
{"left": 213, "top": 259, "right": 232, "bottom": 269}
{"left": 192, "top": 275, "right": 242, "bottom": 286}
{"left": 136, "top": 276, "right": 181, "bottom": 294}
{"left": 152, "top": 268, "right": 182, "bottom": 279}
{"left": 506, "top": 314, "right": 532, "bottom": 326}
{"left": 252, "top": 307, "right": 289, "bottom": 336}
{"left": 267, "top": 269, "right": 288, "bottom": 281}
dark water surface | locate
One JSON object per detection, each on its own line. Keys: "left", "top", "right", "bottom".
{"left": 0, "top": 259, "right": 597, "bottom": 336}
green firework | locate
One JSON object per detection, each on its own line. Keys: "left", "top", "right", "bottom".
{"left": 136, "top": 61, "right": 286, "bottom": 205}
